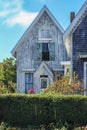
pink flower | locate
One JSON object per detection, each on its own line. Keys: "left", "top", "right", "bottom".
{"left": 28, "top": 88, "right": 34, "bottom": 94}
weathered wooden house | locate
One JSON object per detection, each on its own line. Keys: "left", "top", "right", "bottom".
{"left": 64, "top": 0, "right": 87, "bottom": 95}
{"left": 12, "top": 6, "right": 68, "bottom": 93}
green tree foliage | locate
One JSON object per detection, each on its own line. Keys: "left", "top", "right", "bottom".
{"left": 3, "top": 58, "right": 16, "bottom": 83}
{"left": 43, "top": 71, "right": 84, "bottom": 95}
{"left": 0, "top": 63, "right": 4, "bottom": 80}
{"left": 0, "top": 57, "right": 16, "bottom": 93}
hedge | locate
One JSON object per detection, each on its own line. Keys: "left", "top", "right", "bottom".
{"left": 0, "top": 94, "right": 87, "bottom": 127}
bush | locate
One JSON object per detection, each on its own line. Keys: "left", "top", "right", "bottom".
{"left": 0, "top": 94, "right": 87, "bottom": 128}
{"left": 0, "top": 80, "right": 16, "bottom": 94}
{"left": 43, "top": 72, "right": 84, "bottom": 95}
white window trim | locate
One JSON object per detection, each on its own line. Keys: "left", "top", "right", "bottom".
{"left": 64, "top": 67, "right": 70, "bottom": 76}
{"left": 38, "top": 38, "right": 53, "bottom": 43}
{"left": 22, "top": 69, "right": 35, "bottom": 73}
{"left": 84, "top": 62, "right": 87, "bottom": 95}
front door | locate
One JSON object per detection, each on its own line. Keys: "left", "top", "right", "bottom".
{"left": 84, "top": 62, "right": 87, "bottom": 95}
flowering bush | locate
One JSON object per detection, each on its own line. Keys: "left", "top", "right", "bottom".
{"left": 43, "top": 72, "right": 84, "bottom": 95}
{"left": 28, "top": 88, "right": 34, "bottom": 94}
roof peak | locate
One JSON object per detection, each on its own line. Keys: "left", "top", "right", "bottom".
{"left": 11, "top": 5, "right": 64, "bottom": 57}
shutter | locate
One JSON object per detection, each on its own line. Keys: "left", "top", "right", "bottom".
{"left": 36, "top": 43, "right": 42, "bottom": 61}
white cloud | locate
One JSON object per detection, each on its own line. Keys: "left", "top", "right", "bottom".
{"left": 0, "top": 11, "right": 9, "bottom": 17}
{"left": 0, "top": 0, "right": 38, "bottom": 27}
{"left": 5, "top": 11, "right": 38, "bottom": 27}
{"left": 0, "top": 0, "right": 22, "bottom": 16}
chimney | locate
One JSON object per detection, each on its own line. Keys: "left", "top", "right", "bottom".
{"left": 70, "top": 12, "right": 75, "bottom": 23}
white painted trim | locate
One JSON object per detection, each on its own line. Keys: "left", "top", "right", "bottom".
{"left": 70, "top": 34, "right": 73, "bottom": 80}
{"left": 61, "top": 61, "right": 70, "bottom": 66}
{"left": 38, "top": 38, "right": 53, "bottom": 43}
{"left": 53, "top": 69, "right": 64, "bottom": 71}
{"left": 63, "top": 0, "right": 87, "bottom": 40}
{"left": 80, "top": 55, "right": 87, "bottom": 58}
{"left": 11, "top": 5, "right": 64, "bottom": 57}
{"left": 22, "top": 69, "right": 35, "bottom": 72}
{"left": 61, "top": 61, "right": 70, "bottom": 76}
{"left": 84, "top": 62, "right": 87, "bottom": 95}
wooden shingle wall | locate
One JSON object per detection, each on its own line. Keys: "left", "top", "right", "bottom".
{"left": 72, "top": 14, "right": 87, "bottom": 79}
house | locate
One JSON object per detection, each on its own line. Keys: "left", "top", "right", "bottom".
{"left": 11, "top": 6, "right": 68, "bottom": 94}
{"left": 64, "top": 0, "right": 87, "bottom": 95}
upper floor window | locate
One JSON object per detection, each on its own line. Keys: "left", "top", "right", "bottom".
{"left": 42, "top": 43, "right": 49, "bottom": 61}
{"left": 36, "top": 42, "right": 55, "bottom": 61}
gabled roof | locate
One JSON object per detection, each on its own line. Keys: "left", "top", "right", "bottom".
{"left": 35, "top": 61, "right": 53, "bottom": 76}
{"left": 11, "top": 5, "right": 64, "bottom": 57}
{"left": 63, "top": 0, "right": 87, "bottom": 40}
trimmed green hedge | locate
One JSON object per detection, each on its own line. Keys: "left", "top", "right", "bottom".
{"left": 0, "top": 94, "right": 87, "bottom": 127}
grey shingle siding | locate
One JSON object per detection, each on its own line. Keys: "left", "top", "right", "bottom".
{"left": 72, "top": 14, "right": 87, "bottom": 80}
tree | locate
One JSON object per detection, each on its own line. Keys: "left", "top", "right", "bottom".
{"left": 3, "top": 58, "right": 16, "bottom": 83}
{"left": 0, "top": 57, "right": 16, "bottom": 93}
{"left": 0, "top": 63, "right": 4, "bottom": 80}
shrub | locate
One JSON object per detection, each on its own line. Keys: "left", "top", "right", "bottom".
{"left": 43, "top": 72, "right": 84, "bottom": 95}
{"left": 0, "top": 94, "right": 87, "bottom": 128}
{"left": 0, "top": 80, "right": 16, "bottom": 94}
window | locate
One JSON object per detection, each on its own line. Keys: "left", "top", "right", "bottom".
{"left": 39, "top": 29, "right": 52, "bottom": 39}
{"left": 36, "top": 42, "right": 55, "bottom": 61}
{"left": 42, "top": 43, "right": 49, "bottom": 61}
{"left": 25, "top": 73, "right": 33, "bottom": 93}
{"left": 40, "top": 75, "right": 48, "bottom": 89}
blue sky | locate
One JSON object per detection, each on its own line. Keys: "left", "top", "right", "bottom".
{"left": 0, "top": 0, "right": 86, "bottom": 62}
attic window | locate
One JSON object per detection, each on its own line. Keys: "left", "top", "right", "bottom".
{"left": 39, "top": 29, "right": 52, "bottom": 40}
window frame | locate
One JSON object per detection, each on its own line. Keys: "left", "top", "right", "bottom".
{"left": 25, "top": 73, "right": 33, "bottom": 94}
{"left": 40, "top": 75, "right": 48, "bottom": 89}
{"left": 42, "top": 43, "right": 49, "bottom": 61}
{"left": 36, "top": 42, "right": 55, "bottom": 61}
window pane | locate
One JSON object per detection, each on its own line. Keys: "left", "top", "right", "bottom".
{"left": 28, "top": 74, "right": 33, "bottom": 83}
{"left": 25, "top": 74, "right": 29, "bottom": 83}
{"left": 25, "top": 84, "right": 33, "bottom": 93}
{"left": 42, "top": 52, "right": 49, "bottom": 61}
{"left": 25, "top": 84, "right": 29, "bottom": 93}
{"left": 25, "top": 73, "right": 33, "bottom": 84}
{"left": 42, "top": 43, "right": 48, "bottom": 51}
{"left": 41, "top": 78, "right": 47, "bottom": 89}
{"left": 42, "top": 43, "right": 49, "bottom": 61}
{"left": 25, "top": 73, "right": 33, "bottom": 94}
